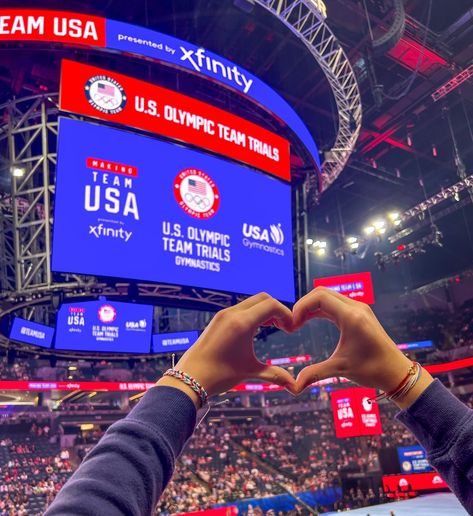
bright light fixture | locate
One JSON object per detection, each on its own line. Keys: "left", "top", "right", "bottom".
{"left": 11, "top": 167, "right": 25, "bottom": 177}
{"left": 306, "top": 238, "right": 314, "bottom": 245}
{"left": 316, "top": 248, "right": 326, "bottom": 257}
{"left": 364, "top": 226, "right": 375, "bottom": 235}
{"left": 350, "top": 242, "right": 360, "bottom": 250}
{"left": 388, "top": 212, "right": 400, "bottom": 222}
{"left": 346, "top": 236, "right": 358, "bottom": 244}
{"left": 373, "top": 219, "right": 385, "bottom": 229}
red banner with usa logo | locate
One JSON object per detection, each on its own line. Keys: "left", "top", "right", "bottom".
{"left": 59, "top": 60, "right": 290, "bottom": 181}
{"left": 331, "top": 387, "right": 382, "bottom": 438}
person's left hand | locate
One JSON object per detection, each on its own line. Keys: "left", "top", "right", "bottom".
{"left": 169, "top": 293, "right": 297, "bottom": 397}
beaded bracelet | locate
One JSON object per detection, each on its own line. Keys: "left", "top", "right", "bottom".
{"left": 163, "top": 369, "right": 208, "bottom": 406}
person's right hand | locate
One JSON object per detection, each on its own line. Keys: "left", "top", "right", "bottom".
{"left": 292, "top": 287, "right": 429, "bottom": 398}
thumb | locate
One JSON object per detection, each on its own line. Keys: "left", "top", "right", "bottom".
{"left": 250, "top": 364, "right": 297, "bottom": 394}
{"left": 295, "top": 359, "right": 339, "bottom": 394}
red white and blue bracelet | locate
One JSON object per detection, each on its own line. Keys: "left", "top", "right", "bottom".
{"left": 163, "top": 368, "right": 208, "bottom": 406}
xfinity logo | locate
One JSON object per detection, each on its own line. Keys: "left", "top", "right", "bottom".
{"left": 180, "top": 47, "right": 254, "bottom": 94}
{"left": 89, "top": 224, "right": 132, "bottom": 242}
{"left": 242, "top": 223, "right": 285, "bottom": 256}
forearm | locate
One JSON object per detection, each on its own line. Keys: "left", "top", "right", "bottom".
{"left": 45, "top": 386, "right": 197, "bottom": 516}
{"left": 396, "top": 375, "right": 473, "bottom": 512}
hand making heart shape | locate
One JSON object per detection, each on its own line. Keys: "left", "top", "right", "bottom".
{"left": 158, "top": 287, "right": 426, "bottom": 403}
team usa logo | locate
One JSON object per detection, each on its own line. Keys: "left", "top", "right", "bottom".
{"left": 97, "top": 304, "right": 117, "bottom": 324}
{"left": 174, "top": 168, "right": 220, "bottom": 219}
{"left": 85, "top": 75, "right": 127, "bottom": 114}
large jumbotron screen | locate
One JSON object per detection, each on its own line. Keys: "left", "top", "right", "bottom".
{"left": 52, "top": 118, "right": 295, "bottom": 301}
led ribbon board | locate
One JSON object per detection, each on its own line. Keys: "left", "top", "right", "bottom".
{"left": 55, "top": 299, "right": 153, "bottom": 353}
{"left": 60, "top": 60, "right": 290, "bottom": 181}
{"left": 9, "top": 317, "right": 54, "bottom": 348}
{"left": 52, "top": 118, "right": 295, "bottom": 301}
{"left": 0, "top": 9, "right": 320, "bottom": 170}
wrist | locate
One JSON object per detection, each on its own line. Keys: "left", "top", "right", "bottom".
{"left": 391, "top": 367, "right": 434, "bottom": 410}
{"left": 156, "top": 376, "right": 201, "bottom": 409}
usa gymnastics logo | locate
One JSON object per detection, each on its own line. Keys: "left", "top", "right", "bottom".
{"left": 97, "top": 304, "right": 117, "bottom": 324}
{"left": 85, "top": 75, "right": 127, "bottom": 114}
{"left": 174, "top": 168, "right": 220, "bottom": 219}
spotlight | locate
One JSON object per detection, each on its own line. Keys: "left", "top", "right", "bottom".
{"left": 454, "top": 192, "right": 460, "bottom": 202}
{"left": 318, "top": 241, "right": 327, "bottom": 249}
{"left": 364, "top": 226, "right": 375, "bottom": 235}
{"left": 306, "top": 238, "right": 314, "bottom": 245}
{"left": 11, "top": 166, "right": 25, "bottom": 177}
{"left": 350, "top": 242, "right": 359, "bottom": 250}
{"left": 388, "top": 212, "right": 400, "bottom": 222}
{"left": 346, "top": 236, "right": 358, "bottom": 244}
{"left": 373, "top": 220, "right": 385, "bottom": 230}
{"left": 315, "top": 248, "right": 326, "bottom": 257}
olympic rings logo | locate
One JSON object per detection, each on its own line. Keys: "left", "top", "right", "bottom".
{"left": 184, "top": 192, "right": 211, "bottom": 208}
{"left": 92, "top": 93, "right": 120, "bottom": 108}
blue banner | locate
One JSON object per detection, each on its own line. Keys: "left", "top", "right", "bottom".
{"left": 398, "top": 445, "right": 433, "bottom": 473}
{"left": 52, "top": 118, "right": 295, "bottom": 301}
{"left": 153, "top": 331, "right": 199, "bottom": 354}
{"left": 9, "top": 317, "right": 54, "bottom": 348}
{"left": 55, "top": 299, "right": 153, "bottom": 353}
{"left": 106, "top": 19, "right": 320, "bottom": 170}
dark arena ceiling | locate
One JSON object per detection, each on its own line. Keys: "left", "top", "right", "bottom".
{"left": 0, "top": 0, "right": 472, "bottom": 295}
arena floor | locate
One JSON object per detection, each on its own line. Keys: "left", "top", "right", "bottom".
{"left": 323, "top": 493, "right": 467, "bottom": 515}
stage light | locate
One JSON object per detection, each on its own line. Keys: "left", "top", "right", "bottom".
{"left": 350, "top": 242, "right": 359, "bottom": 250}
{"left": 315, "top": 248, "right": 326, "bottom": 257}
{"left": 346, "top": 236, "right": 358, "bottom": 244}
{"left": 454, "top": 192, "right": 460, "bottom": 201}
{"left": 364, "top": 225, "right": 375, "bottom": 235}
{"left": 388, "top": 212, "right": 400, "bottom": 222}
{"left": 378, "top": 227, "right": 387, "bottom": 235}
{"left": 373, "top": 220, "right": 385, "bottom": 230}
{"left": 306, "top": 238, "right": 314, "bottom": 245}
{"left": 318, "top": 241, "right": 327, "bottom": 249}
{"left": 11, "top": 166, "right": 25, "bottom": 177}
{"left": 393, "top": 219, "right": 402, "bottom": 226}
{"left": 68, "top": 366, "right": 77, "bottom": 371}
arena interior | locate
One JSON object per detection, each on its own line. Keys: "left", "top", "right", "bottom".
{"left": 0, "top": 0, "right": 472, "bottom": 515}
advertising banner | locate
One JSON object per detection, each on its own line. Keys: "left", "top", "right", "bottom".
{"left": 9, "top": 317, "right": 54, "bottom": 348}
{"left": 382, "top": 472, "right": 448, "bottom": 492}
{"left": 55, "top": 300, "right": 153, "bottom": 353}
{"left": 397, "top": 445, "right": 433, "bottom": 474}
{"left": 0, "top": 380, "right": 156, "bottom": 392}
{"left": 0, "top": 9, "right": 320, "bottom": 171}
{"left": 153, "top": 331, "right": 199, "bottom": 353}
{"left": 331, "top": 387, "right": 382, "bottom": 438}
{"left": 266, "top": 355, "right": 311, "bottom": 365}
{"left": 60, "top": 60, "right": 290, "bottom": 181}
{"left": 397, "top": 340, "right": 434, "bottom": 351}
{"left": 313, "top": 272, "right": 375, "bottom": 304}
{"left": 52, "top": 118, "right": 295, "bottom": 301}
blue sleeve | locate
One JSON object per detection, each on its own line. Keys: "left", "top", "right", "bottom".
{"left": 44, "top": 386, "right": 197, "bottom": 516}
{"left": 396, "top": 379, "right": 473, "bottom": 512}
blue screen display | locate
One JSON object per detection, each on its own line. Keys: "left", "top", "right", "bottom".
{"left": 55, "top": 299, "right": 153, "bottom": 353}
{"left": 52, "top": 118, "right": 295, "bottom": 301}
{"left": 397, "top": 445, "right": 433, "bottom": 473}
{"left": 153, "top": 331, "right": 199, "bottom": 353}
{"left": 9, "top": 317, "right": 54, "bottom": 348}
{"left": 397, "top": 340, "right": 434, "bottom": 351}
{"left": 105, "top": 20, "right": 320, "bottom": 170}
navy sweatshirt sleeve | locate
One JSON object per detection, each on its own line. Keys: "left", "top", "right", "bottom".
{"left": 45, "top": 386, "right": 197, "bottom": 516}
{"left": 397, "top": 379, "right": 473, "bottom": 513}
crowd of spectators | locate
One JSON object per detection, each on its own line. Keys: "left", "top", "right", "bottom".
{"left": 0, "top": 422, "right": 73, "bottom": 515}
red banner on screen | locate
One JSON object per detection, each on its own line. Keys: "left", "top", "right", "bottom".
{"left": 0, "top": 380, "right": 155, "bottom": 392}
{"left": 313, "top": 272, "right": 375, "bottom": 304}
{"left": 176, "top": 508, "right": 237, "bottom": 516}
{"left": 0, "top": 10, "right": 106, "bottom": 46}
{"left": 59, "top": 60, "right": 290, "bottom": 181}
{"left": 383, "top": 472, "right": 448, "bottom": 492}
{"left": 331, "top": 388, "right": 382, "bottom": 438}
{"left": 266, "top": 354, "right": 311, "bottom": 365}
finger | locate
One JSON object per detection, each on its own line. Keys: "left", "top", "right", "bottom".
{"left": 295, "top": 360, "right": 339, "bottom": 393}
{"left": 292, "top": 287, "right": 349, "bottom": 329}
{"left": 233, "top": 292, "right": 273, "bottom": 311}
{"left": 244, "top": 297, "right": 294, "bottom": 332}
{"left": 249, "top": 364, "right": 298, "bottom": 394}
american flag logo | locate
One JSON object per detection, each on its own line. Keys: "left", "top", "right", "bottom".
{"left": 188, "top": 178, "right": 207, "bottom": 195}
{"left": 97, "top": 82, "right": 116, "bottom": 97}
